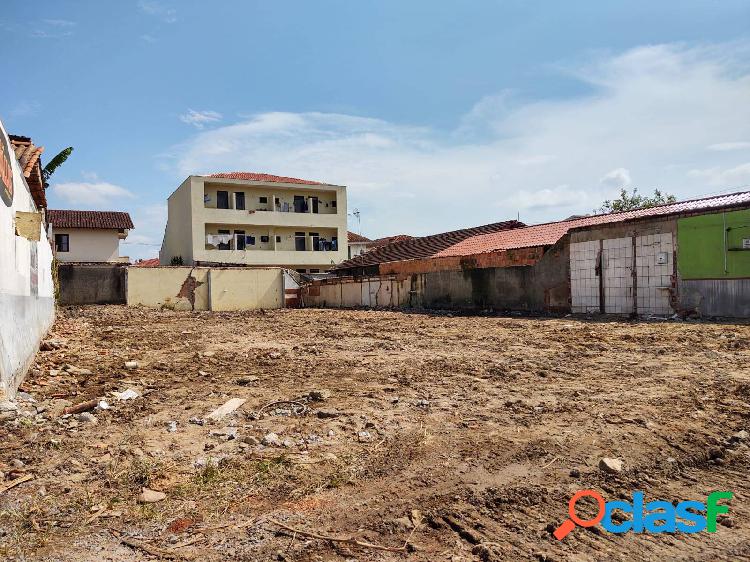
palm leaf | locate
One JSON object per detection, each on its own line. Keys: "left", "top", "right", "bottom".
{"left": 42, "top": 147, "right": 74, "bottom": 185}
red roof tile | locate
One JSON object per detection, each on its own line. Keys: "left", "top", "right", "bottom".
{"left": 436, "top": 191, "right": 750, "bottom": 257}
{"left": 205, "top": 172, "right": 324, "bottom": 185}
{"left": 334, "top": 220, "right": 525, "bottom": 271}
{"left": 348, "top": 231, "right": 372, "bottom": 243}
{"left": 367, "top": 234, "right": 414, "bottom": 249}
{"left": 9, "top": 135, "right": 46, "bottom": 209}
{"left": 48, "top": 209, "right": 134, "bottom": 230}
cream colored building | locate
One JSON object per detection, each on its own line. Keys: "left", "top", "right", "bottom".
{"left": 47, "top": 210, "right": 132, "bottom": 263}
{"left": 159, "top": 173, "right": 348, "bottom": 272}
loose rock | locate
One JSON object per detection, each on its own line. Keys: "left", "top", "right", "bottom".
{"left": 599, "top": 457, "right": 623, "bottom": 473}
{"left": 138, "top": 487, "right": 167, "bottom": 503}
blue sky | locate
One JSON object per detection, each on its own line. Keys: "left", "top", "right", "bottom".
{"left": 3, "top": 1, "right": 750, "bottom": 259}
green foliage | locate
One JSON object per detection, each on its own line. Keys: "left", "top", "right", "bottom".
{"left": 42, "top": 147, "right": 74, "bottom": 187}
{"left": 598, "top": 188, "right": 676, "bottom": 214}
{"left": 170, "top": 255, "right": 184, "bottom": 266}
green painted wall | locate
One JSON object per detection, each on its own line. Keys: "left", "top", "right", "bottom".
{"left": 678, "top": 209, "right": 750, "bottom": 279}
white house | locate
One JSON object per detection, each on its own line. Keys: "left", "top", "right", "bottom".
{"left": 48, "top": 209, "right": 133, "bottom": 263}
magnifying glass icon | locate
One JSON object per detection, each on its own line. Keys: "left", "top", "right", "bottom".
{"left": 553, "top": 490, "right": 605, "bottom": 540}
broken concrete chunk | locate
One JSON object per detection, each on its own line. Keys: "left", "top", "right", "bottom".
{"left": 75, "top": 412, "right": 98, "bottom": 425}
{"left": 358, "top": 431, "right": 373, "bottom": 442}
{"left": 206, "top": 398, "right": 246, "bottom": 421}
{"left": 112, "top": 388, "right": 140, "bottom": 401}
{"left": 188, "top": 417, "right": 205, "bottom": 426}
{"left": 138, "top": 487, "right": 166, "bottom": 503}
{"left": 202, "top": 351, "right": 216, "bottom": 357}
{"left": 308, "top": 389, "right": 331, "bottom": 402}
{"left": 236, "top": 375, "right": 259, "bottom": 385}
{"left": 167, "top": 421, "right": 178, "bottom": 433}
{"left": 598, "top": 457, "right": 623, "bottom": 473}
{"left": 124, "top": 361, "right": 139, "bottom": 370}
{"left": 262, "top": 433, "right": 281, "bottom": 446}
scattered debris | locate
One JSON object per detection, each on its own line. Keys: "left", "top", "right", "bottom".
{"left": 124, "top": 361, "right": 139, "bottom": 370}
{"left": 167, "top": 421, "right": 178, "bottom": 433}
{"left": 112, "top": 388, "right": 140, "bottom": 401}
{"left": 62, "top": 398, "right": 99, "bottom": 416}
{"left": 262, "top": 433, "right": 282, "bottom": 446}
{"left": 206, "top": 398, "right": 247, "bottom": 421}
{"left": 236, "top": 375, "right": 259, "bottom": 385}
{"left": 0, "top": 474, "right": 34, "bottom": 495}
{"left": 138, "top": 487, "right": 167, "bottom": 503}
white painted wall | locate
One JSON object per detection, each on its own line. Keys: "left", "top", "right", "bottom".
{"left": 51, "top": 227, "right": 125, "bottom": 262}
{"left": 0, "top": 119, "right": 54, "bottom": 399}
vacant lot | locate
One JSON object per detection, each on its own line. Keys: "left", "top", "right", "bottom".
{"left": 1, "top": 306, "right": 749, "bottom": 561}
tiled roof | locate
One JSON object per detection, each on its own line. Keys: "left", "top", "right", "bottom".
{"left": 436, "top": 190, "right": 750, "bottom": 258}
{"left": 334, "top": 220, "right": 525, "bottom": 271}
{"left": 9, "top": 135, "right": 46, "bottom": 209}
{"left": 367, "top": 234, "right": 414, "bottom": 248}
{"left": 348, "top": 231, "right": 372, "bottom": 243}
{"left": 133, "top": 258, "right": 160, "bottom": 267}
{"left": 48, "top": 209, "right": 134, "bottom": 230}
{"left": 205, "top": 172, "right": 324, "bottom": 185}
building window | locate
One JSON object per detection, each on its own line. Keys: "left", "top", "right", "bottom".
{"left": 331, "top": 200, "right": 337, "bottom": 208}
{"left": 309, "top": 232, "right": 320, "bottom": 251}
{"left": 295, "top": 231, "right": 306, "bottom": 251}
{"left": 260, "top": 235, "right": 269, "bottom": 243}
{"left": 235, "top": 230, "right": 246, "bottom": 251}
{"left": 310, "top": 269, "right": 320, "bottom": 273}
{"left": 235, "top": 192, "right": 245, "bottom": 210}
{"left": 217, "top": 191, "right": 229, "bottom": 209}
{"left": 55, "top": 233, "right": 69, "bottom": 252}
{"left": 259, "top": 196, "right": 268, "bottom": 204}
{"left": 275, "top": 235, "right": 281, "bottom": 243}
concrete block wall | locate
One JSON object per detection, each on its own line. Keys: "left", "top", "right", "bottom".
{"left": 570, "top": 240, "right": 600, "bottom": 313}
{"left": 602, "top": 237, "right": 633, "bottom": 314}
{"left": 635, "top": 232, "right": 673, "bottom": 315}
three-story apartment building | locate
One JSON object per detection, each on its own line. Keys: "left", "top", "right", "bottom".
{"left": 159, "top": 172, "right": 348, "bottom": 272}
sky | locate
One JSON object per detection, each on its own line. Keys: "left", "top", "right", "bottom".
{"left": 2, "top": 1, "right": 750, "bottom": 260}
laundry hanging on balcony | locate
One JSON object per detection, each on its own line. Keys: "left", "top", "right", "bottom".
{"left": 206, "top": 234, "right": 232, "bottom": 246}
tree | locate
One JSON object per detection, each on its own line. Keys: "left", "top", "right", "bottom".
{"left": 597, "top": 188, "right": 676, "bottom": 214}
{"left": 42, "top": 147, "right": 74, "bottom": 188}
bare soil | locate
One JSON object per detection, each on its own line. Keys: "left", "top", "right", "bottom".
{"left": 1, "top": 305, "right": 750, "bottom": 561}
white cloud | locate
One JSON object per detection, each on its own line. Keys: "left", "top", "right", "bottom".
{"left": 688, "top": 162, "right": 750, "bottom": 188}
{"left": 162, "top": 42, "right": 750, "bottom": 238}
{"left": 138, "top": 1, "right": 177, "bottom": 23}
{"left": 600, "top": 168, "right": 632, "bottom": 189}
{"left": 707, "top": 141, "right": 750, "bottom": 152}
{"left": 179, "top": 109, "right": 222, "bottom": 129}
{"left": 51, "top": 182, "right": 135, "bottom": 207}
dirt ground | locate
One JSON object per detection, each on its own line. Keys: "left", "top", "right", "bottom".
{"left": 1, "top": 305, "right": 750, "bottom": 561}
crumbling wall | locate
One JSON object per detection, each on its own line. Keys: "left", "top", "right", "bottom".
{"left": 127, "top": 267, "right": 210, "bottom": 310}
{"left": 302, "top": 243, "right": 569, "bottom": 313}
{"left": 419, "top": 240, "right": 569, "bottom": 312}
{"left": 57, "top": 263, "right": 127, "bottom": 305}
{"left": 127, "top": 266, "right": 285, "bottom": 311}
